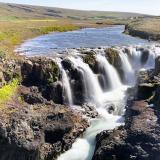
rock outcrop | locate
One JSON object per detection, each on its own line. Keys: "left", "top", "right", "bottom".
{"left": 0, "top": 57, "right": 88, "bottom": 160}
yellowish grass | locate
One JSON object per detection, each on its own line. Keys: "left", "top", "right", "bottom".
{"left": 0, "top": 19, "right": 80, "bottom": 59}
{"left": 0, "top": 79, "right": 19, "bottom": 108}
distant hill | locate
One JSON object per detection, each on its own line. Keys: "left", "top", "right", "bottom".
{"left": 0, "top": 2, "right": 147, "bottom": 20}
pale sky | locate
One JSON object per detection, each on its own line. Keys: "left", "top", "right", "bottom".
{"left": 0, "top": 0, "right": 160, "bottom": 15}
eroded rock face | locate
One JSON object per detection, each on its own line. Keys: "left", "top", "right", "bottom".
{"left": 21, "top": 57, "right": 60, "bottom": 86}
{"left": 140, "top": 49, "right": 149, "bottom": 65}
{"left": 93, "top": 100, "right": 160, "bottom": 160}
{"left": 21, "top": 57, "right": 63, "bottom": 104}
{"left": 0, "top": 57, "right": 88, "bottom": 160}
{"left": 0, "top": 92, "right": 88, "bottom": 160}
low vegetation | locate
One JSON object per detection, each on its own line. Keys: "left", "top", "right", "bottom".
{"left": 0, "top": 78, "right": 19, "bottom": 110}
{"left": 0, "top": 19, "right": 81, "bottom": 59}
{"left": 125, "top": 17, "right": 160, "bottom": 40}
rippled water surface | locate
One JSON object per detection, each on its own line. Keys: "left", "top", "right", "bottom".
{"left": 16, "top": 25, "right": 149, "bottom": 56}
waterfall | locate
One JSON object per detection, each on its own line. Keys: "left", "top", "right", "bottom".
{"left": 96, "top": 54, "right": 122, "bottom": 90}
{"left": 68, "top": 56, "right": 103, "bottom": 106}
{"left": 57, "top": 45, "right": 160, "bottom": 160}
{"left": 57, "top": 61, "right": 73, "bottom": 106}
{"left": 119, "top": 51, "right": 135, "bottom": 85}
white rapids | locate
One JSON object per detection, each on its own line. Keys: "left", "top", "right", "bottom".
{"left": 57, "top": 44, "right": 160, "bottom": 160}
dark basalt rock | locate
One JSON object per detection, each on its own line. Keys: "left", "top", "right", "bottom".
{"left": 155, "top": 56, "right": 160, "bottom": 74}
{"left": 141, "top": 49, "right": 149, "bottom": 65}
{"left": 0, "top": 99, "right": 88, "bottom": 160}
{"left": 0, "top": 57, "right": 89, "bottom": 160}
{"left": 61, "top": 58, "right": 86, "bottom": 105}
{"left": 93, "top": 101, "right": 160, "bottom": 160}
{"left": 21, "top": 57, "right": 60, "bottom": 86}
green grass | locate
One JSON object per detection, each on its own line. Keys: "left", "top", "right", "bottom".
{"left": 39, "top": 25, "right": 79, "bottom": 34}
{"left": 0, "top": 79, "right": 19, "bottom": 106}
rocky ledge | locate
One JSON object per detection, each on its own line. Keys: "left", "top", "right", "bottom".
{"left": 92, "top": 56, "right": 160, "bottom": 160}
{"left": 0, "top": 57, "right": 88, "bottom": 160}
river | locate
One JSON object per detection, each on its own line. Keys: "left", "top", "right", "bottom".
{"left": 16, "top": 25, "right": 160, "bottom": 160}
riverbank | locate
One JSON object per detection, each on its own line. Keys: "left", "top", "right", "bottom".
{"left": 0, "top": 19, "right": 82, "bottom": 59}
{"left": 125, "top": 17, "right": 160, "bottom": 41}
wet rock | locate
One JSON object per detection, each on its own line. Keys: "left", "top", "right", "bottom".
{"left": 83, "top": 52, "right": 99, "bottom": 73}
{"left": 20, "top": 86, "right": 47, "bottom": 104}
{"left": 82, "top": 103, "right": 98, "bottom": 118}
{"left": 61, "top": 58, "right": 74, "bottom": 71}
{"left": 137, "top": 83, "right": 155, "bottom": 100}
{"left": 105, "top": 48, "right": 124, "bottom": 81}
{"left": 141, "top": 49, "right": 149, "bottom": 65}
{"left": 93, "top": 101, "right": 160, "bottom": 160}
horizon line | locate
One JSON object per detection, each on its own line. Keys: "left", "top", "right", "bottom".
{"left": 0, "top": 1, "right": 157, "bottom": 16}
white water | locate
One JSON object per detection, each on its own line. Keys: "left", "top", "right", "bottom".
{"left": 57, "top": 61, "right": 73, "bottom": 105}
{"left": 57, "top": 45, "right": 160, "bottom": 160}
{"left": 68, "top": 56, "right": 103, "bottom": 106}
{"left": 119, "top": 50, "right": 135, "bottom": 85}
{"left": 96, "top": 54, "right": 122, "bottom": 90}
{"left": 58, "top": 85, "right": 127, "bottom": 160}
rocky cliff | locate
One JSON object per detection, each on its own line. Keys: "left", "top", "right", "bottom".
{"left": 0, "top": 57, "right": 88, "bottom": 160}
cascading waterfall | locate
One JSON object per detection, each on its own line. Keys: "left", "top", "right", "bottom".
{"left": 57, "top": 45, "right": 160, "bottom": 160}
{"left": 68, "top": 56, "right": 103, "bottom": 106}
{"left": 96, "top": 54, "right": 122, "bottom": 90}
{"left": 57, "top": 61, "right": 73, "bottom": 106}
{"left": 119, "top": 50, "right": 135, "bottom": 85}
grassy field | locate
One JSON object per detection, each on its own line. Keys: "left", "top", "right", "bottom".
{"left": 0, "top": 2, "right": 145, "bottom": 20}
{"left": 0, "top": 2, "right": 149, "bottom": 59}
{"left": 125, "top": 17, "right": 160, "bottom": 40}
{"left": 0, "top": 19, "right": 82, "bottom": 59}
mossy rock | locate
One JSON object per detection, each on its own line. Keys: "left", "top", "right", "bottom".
{"left": 46, "top": 61, "right": 59, "bottom": 84}
{"left": 37, "top": 60, "right": 59, "bottom": 85}
{"left": 105, "top": 48, "right": 124, "bottom": 81}
{"left": 22, "top": 58, "right": 60, "bottom": 86}
{"left": 83, "top": 52, "right": 98, "bottom": 73}
{"left": 105, "top": 48, "right": 120, "bottom": 66}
